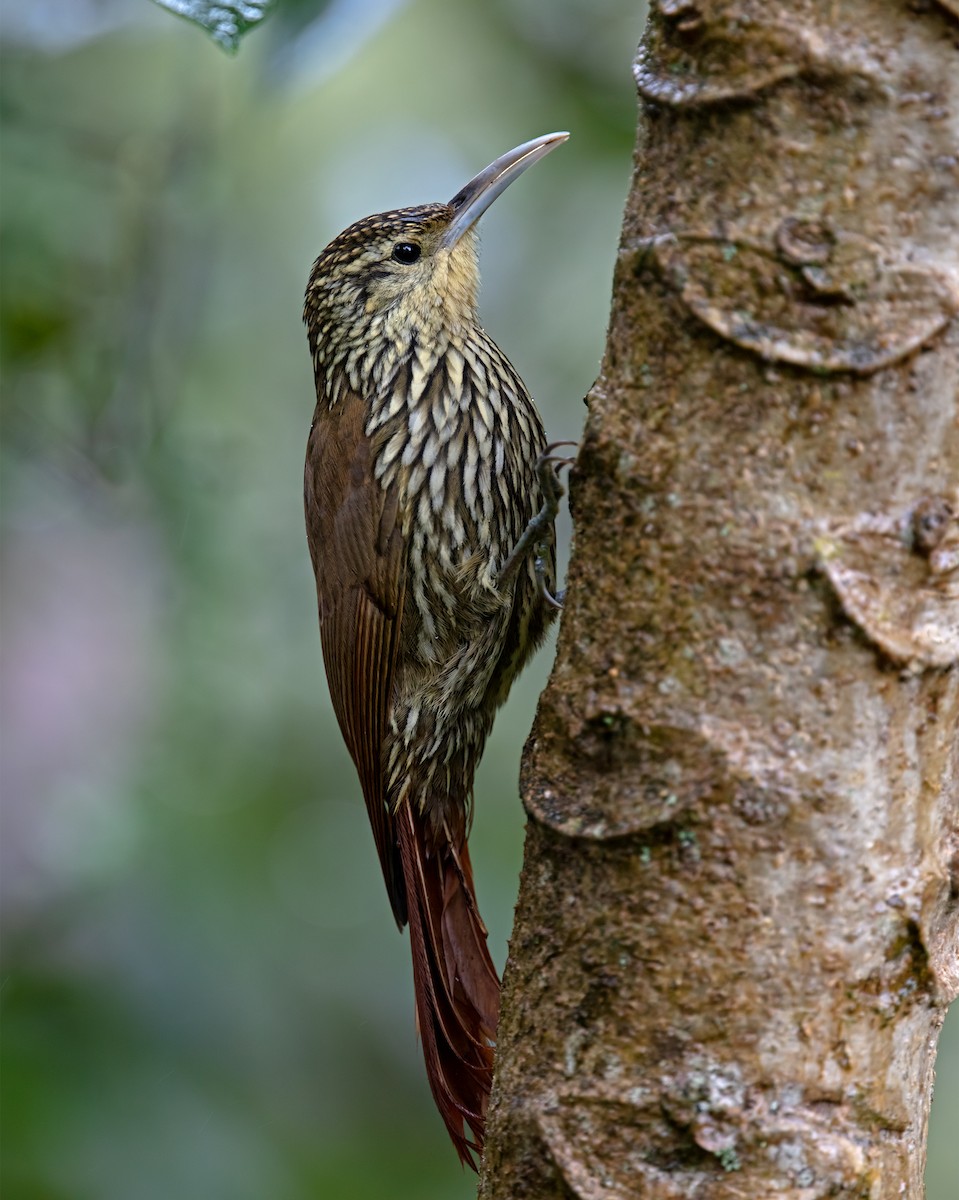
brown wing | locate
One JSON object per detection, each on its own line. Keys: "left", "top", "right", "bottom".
{"left": 304, "top": 387, "right": 407, "bottom": 927}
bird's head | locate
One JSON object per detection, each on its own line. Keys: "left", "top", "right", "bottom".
{"left": 305, "top": 133, "right": 568, "bottom": 365}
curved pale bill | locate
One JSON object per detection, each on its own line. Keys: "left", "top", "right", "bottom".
{"left": 442, "top": 132, "right": 569, "bottom": 249}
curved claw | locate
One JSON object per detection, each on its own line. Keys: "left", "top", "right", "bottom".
{"left": 534, "top": 548, "right": 564, "bottom": 609}
{"left": 536, "top": 446, "right": 576, "bottom": 508}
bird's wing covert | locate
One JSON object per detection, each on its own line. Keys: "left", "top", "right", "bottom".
{"left": 304, "top": 386, "right": 407, "bottom": 926}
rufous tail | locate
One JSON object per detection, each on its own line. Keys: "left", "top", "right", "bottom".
{"left": 396, "top": 801, "right": 501, "bottom": 1170}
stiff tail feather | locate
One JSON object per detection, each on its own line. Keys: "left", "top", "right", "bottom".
{"left": 396, "top": 801, "right": 501, "bottom": 1170}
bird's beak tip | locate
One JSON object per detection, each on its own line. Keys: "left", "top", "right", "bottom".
{"left": 443, "top": 132, "right": 569, "bottom": 248}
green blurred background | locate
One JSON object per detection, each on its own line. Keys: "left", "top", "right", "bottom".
{"left": 1, "top": 3, "right": 955, "bottom": 1198}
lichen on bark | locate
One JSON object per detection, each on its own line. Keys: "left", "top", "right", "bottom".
{"left": 479, "top": 2, "right": 959, "bottom": 1197}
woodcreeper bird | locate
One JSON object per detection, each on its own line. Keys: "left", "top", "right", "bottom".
{"left": 303, "top": 132, "right": 568, "bottom": 1168}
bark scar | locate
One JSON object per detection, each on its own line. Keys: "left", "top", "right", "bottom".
{"left": 536, "top": 1066, "right": 875, "bottom": 1199}
{"left": 643, "top": 227, "right": 959, "bottom": 375}
{"left": 816, "top": 491, "right": 959, "bottom": 669}
{"left": 634, "top": 6, "right": 884, "bottom": 108}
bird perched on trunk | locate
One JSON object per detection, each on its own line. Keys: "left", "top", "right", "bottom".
{"left": 303, "top": 132, "right": 568, "bottom": 1168}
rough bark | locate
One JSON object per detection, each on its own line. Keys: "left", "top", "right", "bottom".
{"left": 480, "top": 2, "right": 959, "bottom": 1197}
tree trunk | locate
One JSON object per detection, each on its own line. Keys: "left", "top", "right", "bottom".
{"left": 479, "top": 2, "right": 959, "bottom": 1197}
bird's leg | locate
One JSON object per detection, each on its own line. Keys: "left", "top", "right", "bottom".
{"left": 498, "top": 442, "right": 576, "bottom": 606}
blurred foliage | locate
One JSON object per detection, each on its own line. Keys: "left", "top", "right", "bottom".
{"left": 0, "top": 2, "right": 955, "bottom": 1198}
{"left": 151, "top": 0, "right": 278, "bottom": 53}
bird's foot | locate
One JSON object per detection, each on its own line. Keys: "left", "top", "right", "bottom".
{"left": 498, "top": 442, "right": 576, "bottom": 606}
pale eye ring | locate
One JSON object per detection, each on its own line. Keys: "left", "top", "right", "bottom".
{"left": 392, "top": 242, "right": 422, "bottom": 264}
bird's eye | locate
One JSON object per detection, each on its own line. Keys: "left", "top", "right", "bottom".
{"left": 392, "top": 242, "right": 422, "bottom": 264}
